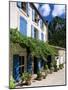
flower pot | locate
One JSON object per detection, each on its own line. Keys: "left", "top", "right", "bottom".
{"left": 26, "top": 80, "right": 31, "bottom": 85}
{"left": 37, "top": 77, "right": 42, "bottom": 81}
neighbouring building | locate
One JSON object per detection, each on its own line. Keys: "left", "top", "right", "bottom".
{"left": 9, "top": 1, "right": 51, "bottom": 82}
{"left": 54, "top": 46, "right": 65, "bottom": 68}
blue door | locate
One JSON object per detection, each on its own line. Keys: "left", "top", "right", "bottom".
{"left": 13, "top": 55, "right": 20, "bottom": 82}
{"left": 20, "top": 16, "right": 27, "bottom": 36}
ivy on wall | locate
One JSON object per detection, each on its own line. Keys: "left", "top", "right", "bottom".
{"left": 10, "top": 28, "right": 58, "bottom": 60}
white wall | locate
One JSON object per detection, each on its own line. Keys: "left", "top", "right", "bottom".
{"left": 10, "top": 2, "right": 48, "bottom": 42}
{"left": 10, "top": 2, "right": 18, "bottom": 29}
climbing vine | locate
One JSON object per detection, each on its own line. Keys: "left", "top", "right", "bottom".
{"left": 10, "top": 28, "right": 58, "bottom": 59}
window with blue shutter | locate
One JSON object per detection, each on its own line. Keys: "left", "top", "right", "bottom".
{"left": 40, "top": 19, "right": 43, "bottom": 29}
{"left": 26, "top": 3, "right": 30, "bottom": 16}
{"left": 17, "top": 1, "right": 22, "bottom": 8}
{"left": 41, "top": 33, "right": 44, "bottom": 41}
{"left": 32, "top": 9, "right": 35, "bottom": 21}
{"left": 13, "top": 55, "right": 20, "bottom": 82}
{"left": 31, "top": 25, "right": 34, "bottom": 38}
{"left": 20, "top": 16, "right": 27, "bottom": 36}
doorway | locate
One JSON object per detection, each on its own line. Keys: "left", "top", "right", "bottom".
{"left": 19, "top": 56, "right": 25, "bottom": 76}
{"left": 34, "top": 57, "right": 38, "bottom": 74}
{"left": 13, "top": 55, "right": 25, "bottom": 81}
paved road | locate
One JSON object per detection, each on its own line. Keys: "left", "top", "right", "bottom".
{"left": 16, "top": 66, "right": 66, "bottom": 88}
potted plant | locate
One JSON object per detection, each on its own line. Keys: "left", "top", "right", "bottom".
{"left": 36, "top": 71, "right": 43, "bottom": 80}
{"left": 59, "top": 64, "right": 64, "bottom": 69}
{"left": 26, "top": 73, "right": 32, "bottom": 85}
{"left": 43, "top": 64, "right": 48, "bottom": 79}
{"left": 53, "top": 60, "right": 58, "bottom": 72}
{"left": 50, "top": 63, "right": 54, "bottom": 74}
{"left": 21, "top": 72, "right": 32, "bottom": 85}
{"left": 21, "top": 72, "right": 27, "bottom": 83}
{"left": 9, "top": 76, "right": 16, "bottom": 89}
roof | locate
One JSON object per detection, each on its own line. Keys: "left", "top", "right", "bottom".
{"left": 50, "top": 45, "right": 65, "bottom": 50}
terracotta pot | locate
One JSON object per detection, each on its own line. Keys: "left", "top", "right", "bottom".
{"left": 26, "top": 80, "right": 31, "bottom": 85}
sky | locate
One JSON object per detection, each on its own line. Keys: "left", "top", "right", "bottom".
{"left": 34, "top": 3, "right": 66, "bottom": 22}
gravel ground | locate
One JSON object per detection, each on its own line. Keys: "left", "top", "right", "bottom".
{"left": 16, "top": 65, "right": 66, "bottom": 88}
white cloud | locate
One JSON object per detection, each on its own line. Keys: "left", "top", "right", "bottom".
{"left": 52, "top": 5, "right": 65, "bottom": 17}
{"left": 39, "top": 4, "right": 51, "bottom": 16}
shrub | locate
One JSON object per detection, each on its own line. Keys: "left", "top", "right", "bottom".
{"left": 21, "top": 72, "right": 32, "bottom": 85}
{"left": 44, "top": 64, "right": 48, "bottom": 70}
{"left": 50, "top": 63, "right": 53, "bottom": 68}
{"left": 53, "top": 60, "right": 58, "bottom": 72}
{"left": 36, "top": 71, "right": 43, "bottom": 80}
{"left": 10, "top": 29, "right": 58, "bottom": 59}
{"left": 59, "top": 64, "right": 64, "bottom": 69}
{"left": 9, "top": 77, "right": 16, "bottom": 89}
{"left": 50, "top": 63, "right": 54, "bottom": 73}
{"left": 21, "top": 72, "right": 28, "bottom": 81}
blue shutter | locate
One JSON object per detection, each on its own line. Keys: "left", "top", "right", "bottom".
{"left": 17, "top": 2, "right": 21, "bottom": 8}
{"left": 13, "top": 55, "right": 20, "bottom": 82}
{"left": 27, "top": 55, "right": 32, "bottom": 74}
{"left": 32, "top": 9, "right": 35, "bottom": 21}
{"left": 40, "top": 20, "right": 42, "bottom": 29}
{"left": 31, "top": 25, "right": 34, "bottom": 38}
{"left": 20, "top": 16, "right": 27, "bottom": 36}
{"left": 41, "top": 33, "right": 44, "bottom": 41}
{"left": 26, "top": 3, "right": 30, "bottom": 16}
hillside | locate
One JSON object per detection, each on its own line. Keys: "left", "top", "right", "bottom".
{"left": 48, "top": 16, "right": 66, "bottom": 48}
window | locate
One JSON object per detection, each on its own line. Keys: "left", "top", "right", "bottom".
{"left": 21, "top": 2, "right": 26, "bottom": 12}
{"left": 40, "top": 20, "right": 42, "bottom": 29}
{"left": 31, "top": 25, "right": 34, "bottom": 38}
{"left": 40, "top": 20, "right": 44, "bottom": 30}
{"left": 17, "top": 2, "right": 26, "bottom": 13}
{"left": 41, "top": 33, "right": 44, "bottom": 41}
{"left": 17, "top": 2, "right": 21, "bottom": 8}
{"left": 34, "top": 28, "right": 38, "bottom": 39}
{"left": 32, "top": 9, "right": 35, "bottom": 21}
{"left": 32, "top": 9, "right": 40, "bottom": 24}
{"left": 35, "top": 12, "right": 40, "bottom": 23}
{"left": 20, "top": 16, "right": 27, "bottom": 36}
{"left": 31, "top": 25, "right": 38, "bottom": 39}
{"left": 19, "top": 56, "right": 25, "bottom": 75}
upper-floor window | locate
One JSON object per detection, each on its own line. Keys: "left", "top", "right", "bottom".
{"left": 21, "top": 2, "right": 26, "bottom": 12}
{"left": 31, "top": 25, "right": 34, "bottom": 38}
{"left": 32, "top": 9, "right": 35, "bottom": 21}
{"left": 41, "top": 33, "right": 44, "bottom": 41}
{"left": 35, "top": 12, "right": 40, "bottom": 23}
{"left": 17, "top": 2, "right": 27, "bottom": 13}
{"left": 31, "top": 4, "right": 40, "bottom": 24}
{"left": 34, "top": 28, "right": 38, "bottom": 39}
{"left": 31, "top": 25, "right": 38, "bottom": 39}
{"left": 40, "top": 20, "right": 42, "bottom": 29}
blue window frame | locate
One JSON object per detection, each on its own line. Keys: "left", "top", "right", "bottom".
{"left": 17, "top": 1, "right": 22, "bottom": 8}
{"left": 13, "top": 54, "right": 20, "bottom": 81}
{"left": 41, "top": 33, "right": 44, "bottom": 41}
{"left": 31, "top": 25, "right": 38, "bottom": 39}
{"left": 40, "top": 20, "right": 44, "bottom": 30}
{"left": 31, "top": 25, "right": 34, "bottom": 38}
{"left": 20, "top": 16, "right": 27, "bottom": 36}
{"left": 17, "top": 2, "right": 29, "bottom": 16}
{"left": 32, "top": 9, "right": 35, "bottom": 21}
